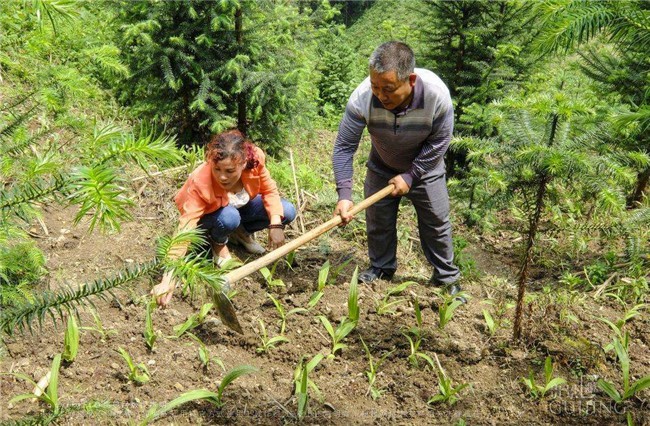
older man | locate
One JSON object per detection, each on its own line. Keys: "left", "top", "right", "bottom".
{"left": 332, "top": 41, "right": 462, "bottom": 298}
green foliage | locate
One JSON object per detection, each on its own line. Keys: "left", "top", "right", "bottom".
{"left": 7, "top": 353, "right": 63, "bottom": 417}
{"left": 375, "top": 281, "right": 415, "bottom": 316}
{"left": 255, "top": 319, "right": 289, "bottom": 354}
{"left": 0, "top": 240, "right": 46, "bottom": 307}
{"left": 113, "top": 0, "right": 319, "bottom": 148}
{"left": 293, "top": 353, "right": 324, "bottom": 420}
{"left": 317, "top": 266, "right": 359, "bottom": 358}
{"left": 141, "top": 365, "right": 256, "bottom": 424}
{"left": 143, "top": 299, "right": 157, "bottom": 351}
{"left": 117, "top": 347, "right": 150, "bottom": 385}
{"left": 62, "top": 314, "right": 79, "bottom": 362}
{"left": 428, "top": 354, "right": 469, "bottom": 406}
{"left": 172, "top": 302, "right": 214, "bottom": 338}
{"left": 186, "top": 333, "right": 224, "bottom": 371}
{"left": 403, "top": 298, "right": 435, "bottom": 370}
{"left": 360, "top": 337, "right": 393, "bottom": 400}
{"left": 267, "top": 293, "right": 306, "bottom": 335}
{"left": 0, "top": 259, "right": 158, "bottom": 336}
{"left": 437, "top": 290, "right": 468, "bottom": 330}
{"left": 521, "top": 356, "right": 566, "bottom": 399}
{"left": 597, "top": 338, "right": 650, "bottom": 403}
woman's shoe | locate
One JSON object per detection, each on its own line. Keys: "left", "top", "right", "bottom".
{"left": 230, "top": 228, "right": 266, "bottom": 254}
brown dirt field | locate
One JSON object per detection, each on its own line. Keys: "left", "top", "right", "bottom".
{"left": 1, "top": 138, "right": 649, "bottom": 426}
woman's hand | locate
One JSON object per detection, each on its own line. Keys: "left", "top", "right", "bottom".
{"left": 151, "top": 271, "right": 176, "bottom": 307}
{"left": 268, "top": 227, "right": 285, "bottom": 250}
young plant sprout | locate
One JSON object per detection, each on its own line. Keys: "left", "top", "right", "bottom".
{"left": 375, "top": 281, "right": 415, "bottom": 315}
{"left": 360, "top": 337, "right": 393, "bottom": 400}
{"left": 256, "top": 319, "right": 290, "bottom": 354}
{"left": 260, "top": 264, "right": 285, "bottom": 288}
{"left": 6, "top": 353, "right": 63, "bottom": 417}
{"left": 267, "top": 293, "right": 306, "bottom": 335}
{"left": 521, "top": 356, "right": 566, "bottom": 399}
{"left": 144, "top": 298, "right": 157, "bottom": 351}
{"left": 117, "top": 347, "right": 150, "bottom": 385}
{"left": 317, "top": 268, "right": 360, "bottom": 358}
{"left": 140, "top": 365, "right": 256, "bottom": 424}
{"left": 437, "top": 289, "right": 469, "bottom": 329}
{"left": 62, "top": 314, "right": 79, "bottom": 362}
{"left": 403, "top": 298, "right": 435, "bottom": 369}
{"left": 597, "top": 337, "right": 650, "bottom": 403}
{"left": 172, "top": 302, "right": 214, "bottom": 338}
{"left": 428, "top": 353, "right": 469, "bottom": 406}
{"left": 308, "top": 260, "right": 331, "bottom": 308}
{"left": 80, "top": 308, "right": 117, "bottom": 341}
{"left": 186, "top": 333, "right": 225, "bottom": 371}
{"left": 293, "top": 354, "right": 324, "bottom": 420}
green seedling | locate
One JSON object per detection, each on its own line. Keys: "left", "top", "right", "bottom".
{"left": 186, "top": 333, "right": 224, "bottom": 370}
{"left": 80, "top": 309, "right": 117, "bottom": 341}
{"left": 256, "top": 319, "right": 290, "bottom": 354}
{"left": 141, "top": 365, "right": 257, "bottom": 424}
{"left": 375, "top": 281, "right": 415, "bottom": 315}
{"left": 437, "top": 290, "right": 468, "bottom": 329}
{"left": 403, "top": 298, "right": 435, "bottom": 369}
{"left": 599, "top": 304, "right": 645, "bottom": 352}
{"left": 62, "top": 315, "right": 79, "bottom": 362}
{"left": 360, "top": 337, "right": 393, "bottom": 400}
{"left": 260, "top": 264, "right": 285, "bottom": 288}
{"left": 7, "top": 353, "right": 62, "bottom": 416}
{"left": 521, "top": 356, "right": 566, "bottom": 399}
{"left": 308, "top": 258, "right": 353, "bottom": 309}
{"left": 117, "top": 347, "right": 150, "bottom": 385}
{"left": 428, "top": 353, "right": 468, "bottom": 406}
{"left": 267, "top": 293, "right": 306, "bottom": 335}
{"left": 144, "top": 299, "right": 157, "bottom": 351}
{"left": 294, "top": 354, "right": 324, "bottom": 420}
{"left": 482, "top": 309, "right": 497, "bottom": 336}
{"left": 308, "top": 260, "right": 330, "bottom": 308}
{"left": 597, "top": 337, "right": 650, "bottom": 403}
{"left": 173, "top": 302, "right": 213, "bottom": 338}
{"left": 317, "top": 268, "right": 359, "bottom": 358}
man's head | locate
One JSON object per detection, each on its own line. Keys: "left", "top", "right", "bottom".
{"left": 368, "top": 41, "right": 416, "bottom": 110}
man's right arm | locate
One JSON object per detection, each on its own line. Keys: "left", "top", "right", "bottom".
{"left": 332, "top": 103, "right": 367, "bottom": 201}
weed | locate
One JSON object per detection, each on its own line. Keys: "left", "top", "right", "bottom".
{"left": 256, "top": 319, "right": 290, "bottom": 354}
{"left": 521, "top": 356, "right": 566, "bottom": 399}
{"left": 428, "top": 353, "right": 468, "bottom": 406}
{"left": 597, "top": 337, "right": 650, "bottom": 403}
{"left": 360, "top": 337, "right": 393, "bottom": 400}
{"left": 294, "top": 354, "right": 324, "bottom": 420}
{"left": 117, "top": 347, "right": 150, "bottom": 385}
{"left": 375, "top": 281, "right": 415, "bottom": 315}
{"left": 62, "top": 315, "right": 79, "bottom": 362}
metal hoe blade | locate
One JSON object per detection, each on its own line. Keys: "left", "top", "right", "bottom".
{"left": 211, "top": 282, "right": 243, "bottom": 334}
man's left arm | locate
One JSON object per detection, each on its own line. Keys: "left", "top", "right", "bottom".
{"left": 397, "top": 105, "right": 454, "bottom": 191}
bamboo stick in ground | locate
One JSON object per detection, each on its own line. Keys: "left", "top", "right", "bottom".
{"left": 289, "top": 148, "right": 305, "bottom": 234}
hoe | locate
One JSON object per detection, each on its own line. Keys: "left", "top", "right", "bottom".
{"left": 213, "top": 184, "right": 394, "bottom": 333}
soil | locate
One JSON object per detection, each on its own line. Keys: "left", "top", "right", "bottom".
{"left": 1, "top": 140, "right": 649, "bottom": 425}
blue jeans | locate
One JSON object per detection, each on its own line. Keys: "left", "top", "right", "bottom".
{"left": 198, "top": 195, "right": 296, "bottom": 244}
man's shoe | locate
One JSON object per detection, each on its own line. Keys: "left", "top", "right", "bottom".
{"left": 448, "top": 283, "right": 467, "bottom": 304}
{"left": 358, "top": 267, "right": 394, "bottom": 284}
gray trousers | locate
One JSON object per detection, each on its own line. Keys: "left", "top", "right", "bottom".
{"left": 364, "top": 167, "right": 460, "bottom": 285}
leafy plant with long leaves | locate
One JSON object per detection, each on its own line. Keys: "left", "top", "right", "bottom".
{"left": 117, "top": 347, "right": 150, "bottom": 385}
{"left": 403, "top": 298, "right": 434, "bottom": 370}
{"left": 62, "top": 314, "right": 79, "bottom": 362}
{"left": 521, "top": 356, "right": 566, "bottom": 399}
{"left": 294, "top": 353, "right": 324, "bottom": 420}
{"left": 597, "top": 337, "right": 650, "bottom": 403}
{"left": 428, "top": 354, "right": 469, "bottom": 406}
{"left": 317, "top": 267, "right": 359, "bottom": 358}
{"left": 5, "top": 353, "right": 63, "bottom": 417}
{"left": 360, "top": 337, "right": 393, "bottom": 400}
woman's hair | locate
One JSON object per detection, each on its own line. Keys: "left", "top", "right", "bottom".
{"left": 205, "top": 130, "right": 259, "bottom": 170}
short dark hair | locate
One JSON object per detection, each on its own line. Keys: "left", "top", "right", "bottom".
{"left": 205, "top": 129, "right": 259, "bottom": 170}
{"left": 369, "top": 41, "right": 415, "bottom": 81}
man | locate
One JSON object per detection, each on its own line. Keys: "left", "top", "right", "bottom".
{"left": 332, "top": 41, "right": 462, "bottom": 298}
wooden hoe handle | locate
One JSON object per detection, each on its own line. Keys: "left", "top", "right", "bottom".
{"left": 224, "top": 184, "right": 394, "bottom": 284}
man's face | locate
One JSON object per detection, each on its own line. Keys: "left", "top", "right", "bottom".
{"left": 370, "top": 69, "right": 416, "bottom": 110}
